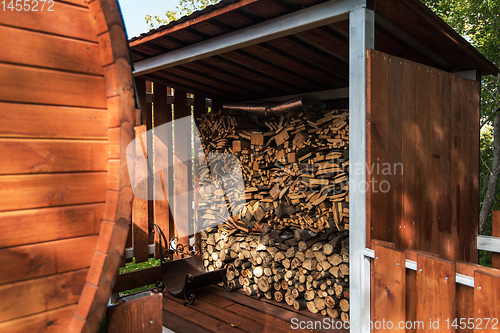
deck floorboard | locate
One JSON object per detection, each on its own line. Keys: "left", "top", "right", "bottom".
{"left": 162, "top": 286, "right": 348, "bottom": 333}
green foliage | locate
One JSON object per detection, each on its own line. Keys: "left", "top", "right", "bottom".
{"left": 118, "top": 257, "right": 162, "bottom": 296}
{"left": 145, "top": 0, "right": 222, "bottom": 30}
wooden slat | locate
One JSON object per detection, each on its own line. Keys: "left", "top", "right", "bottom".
{"left": 372, "top": 245, "right": 406, "bottom": 332}
{"left": 163, "top": 297, "right": 243, "bottom": 333}
{"left": 493, "top": 212, "right": 500, "bottom": 269}
{"left": 163, "top": 291, "right": 269, "bottom": 333}
{"left": 416, "top": 254, "right": 456, "bottom": 332}
{"left": 0, "top": 63, "right": 106, "bottom": 109}
{"left": 401, "top": 59, "right": 418, "bottom": 250}
{"left": 0, "top": 1, "right": 97, "bottom": 42}
{"left": 107, "top": 292, "right": 163, "bottom": 333}
{"left": 0, "top": 103, "right": 107, "bottom": 139}
{"left": 0, "top": 203, "right": 102, "bottom": 248}
{"left": 0, "top": 25, "right": 102, "bottom": 75}
{"left": 132, "top": 125, "right": 150, "bottom": 263}
{"left": 204, "top": 286, "right": 344, "bottom": 333}
{"left": 466, "top": 77, "right": 480, "bottom": 263}
{"left": 387, "top": 54, "right": 404, "bottom": 249}
{"left": 0, "top": 269, "right": 87, "bottom": 322}
{"left": 173, "top": 90, "right": 192, "bottom": 245}
{"left": 193, "top": 94, "right": 206, "bottom": 248}
{"left": 0, "top": 139, "right": 107, "bottom": 174}
{"left": 474, "top": 270, "right": 500, "bottom": 332}
{"left": 153, "top": 83, "right": 173, "bottom": 257}
{"left": 0, "top": 235, "right": 98, "bottom": 285}
{"left": 0, "top": 304, "right": 76, "bottom": 333}
{"left": 368, "top": 50, "right": 391, "bottom": 243}
{"left": 0, "top": 173, "right": 107, "bottom": 211}
{"left": 163, "top": 310, "right": 211, "bottom": 333}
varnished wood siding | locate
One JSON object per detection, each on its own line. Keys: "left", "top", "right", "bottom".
{"left": 0, "top": 0, "right": 134, "bottom": 332}
{"left": 367, "top": 49, "right": 480, "bottom": 262}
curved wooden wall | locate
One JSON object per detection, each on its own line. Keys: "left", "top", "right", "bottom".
{"left": 0, "top": 1, "right": 134, "bottom": 332}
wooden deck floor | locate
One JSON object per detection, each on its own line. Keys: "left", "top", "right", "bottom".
{"left": 161, "top": 286, "right": 348, "bottom": 333}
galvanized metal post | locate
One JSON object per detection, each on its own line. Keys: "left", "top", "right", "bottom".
{"left": 349, "top": 6, "right": 374, "bottom": 333}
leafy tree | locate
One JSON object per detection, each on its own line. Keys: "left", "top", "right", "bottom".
{"left": 145, "top": 0, "right": 221, "bottom": 30}
{"left": 422, "top": 0, "right": 500, "bottom": 239}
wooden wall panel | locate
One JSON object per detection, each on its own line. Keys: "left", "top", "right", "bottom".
{"left": 0, "top": 269, "right": 88, "bottom": 322}
{"left": 0, "top": 139, "right": 107, "bottom": 174}
{"left": 493, "top": 211, "right": 500, "bottom": 269}
{"left": 367, "top": 50, "right": 391, "bottom": 244}
{"left": 474, "top": 270, "right": 500, "bottom": 332}
{"left": 0, "top": 2, "right": 97, "bottom": 42}
{"left": 0, "top": 25, "right": 102, "bottom": 75}
{"left": 401, "top": 59, "right": 418, "bottom": 250}
{"left": 0, "top": 103, "right": 108, "bottom": 139}
{"left": 0, "top": 173, "right": 107, "bottom": 211}
{"left": 0, "top": 304, "right": 77, "bottom": 333}
{"left": 368, "top": 49, "right": 480, "bottom": 261}
{"left": 0, "top": 63, "right": 106, "bottom": 109}
{"left": 0, "top": 204, "right": 102, "bottom": 248}
{"left": 153, "top": 83, "right": 173, "bottom": 256}
{"left": 0, "top": 236, "right": 98, "bottom": 285}
{"left": 132, "top": 125, "right": 150, "bottom": 263}
{"left": 416, "top": 254, "right": 456, "bottom": 333}
{"left": 372, "top": 244, "right": 406, "bottom": 332}
{"left": 173, "top": 90, "right": 192, "bottom": 246}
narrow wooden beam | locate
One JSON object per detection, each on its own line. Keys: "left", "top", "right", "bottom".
{"left": 492, "top": 211, "right": 500, "bottom": 269}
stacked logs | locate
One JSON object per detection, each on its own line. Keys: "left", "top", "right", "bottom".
{"left": 195, "top": 108, "right": 349, "bottom": 234}
{"left": 200, "top": 227, "right": 350, "bottom": 321}
{"left": 195, "top": 106, "right": 349, "bottom": 320}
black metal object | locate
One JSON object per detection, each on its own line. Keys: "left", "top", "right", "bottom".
{"left": 222, "top": 95, "right": 326, "bottom": 117}
{"left": 152, "top": 223, "right": 229, "bottom": 305}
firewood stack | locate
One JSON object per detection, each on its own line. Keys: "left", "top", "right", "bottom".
{"left": 195, "top": 106, "right": 350, "bottom": 321}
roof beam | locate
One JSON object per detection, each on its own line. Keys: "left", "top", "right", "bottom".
{"left": 133, "top": 0, "right": 367, "bottom": 76}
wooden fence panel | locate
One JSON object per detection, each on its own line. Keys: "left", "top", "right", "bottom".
{"left": 416, "top": 254, "right": 456, "bottom": 333}
{"left": 372, "top": 244, "right": 406, "bottom": 332}
{"left": 474, "top": 270, "right": 500, "bottom": 333}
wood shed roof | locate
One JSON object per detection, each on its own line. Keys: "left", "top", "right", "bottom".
{"left": 129, "top": 0, "right": 498, "bottom": 102}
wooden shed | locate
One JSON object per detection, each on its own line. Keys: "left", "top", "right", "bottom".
{"left": 126, "top": 0, "right": 500, "bottom": 331}
{"left": 0, "top": 0, "right": 135, "bottom": 332}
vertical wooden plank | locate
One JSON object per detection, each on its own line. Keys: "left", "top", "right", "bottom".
{"left": 146, "top": 82, "right": 154, "bottom": 249}
{"left": 153, "top": 83, "right": 172, "bottom": 258}
{"left": 372, "top": 245, "right": 406, "bottom": 332}
{"left": 414, "top": 64, "right": 431, "bottom": 255}
{"left": 107, "top": 292, "right": 162, "bottom": 333}
{"left": 132, "top": 125, "right": 149, "bottom": 263}
{"left": 386, "top": 56, "right": 404, "bottom": 249}
{"left": 405, "top": 249, "right": 438, "bottom": 333}
{"left": 474, "top": 270, "right": 500, "bottom": 333}
{"left": 193, "top": 95, "right": 206, "bottom": 250}
{"left": 428, "top": 68, "right": 444, "bottom": 257}
{"left": 173, "top": 90, "right": 192, "bottom": 252}
{"left": 467, "top": 78, "right": 481, "bottom": 263}
{"left": 416, "top": 254, "right": 456, "bottom": 332}
{"left": 455, "top": 262, "right": 485, "bottom": 333}
{"left": 450, "top": 74, "right": 461, "bottom": 264}
{"left": 368, "top": 50, "right": 390, "bottom": 243}
{"left": 492, "top": 212, "right": 500, "bottom": 269}
{"left": 402, "top": 59, "right": 418, "bottom": 250}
